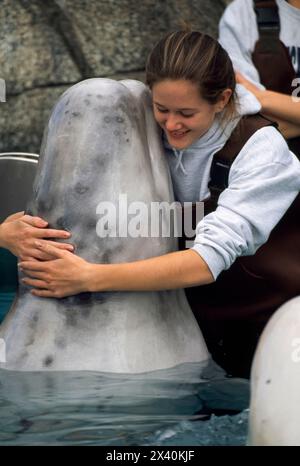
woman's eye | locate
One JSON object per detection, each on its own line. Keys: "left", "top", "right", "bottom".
{"left": 180, "top": 113, "right": 194, "bottom": 118}
{"left": 157, "top": 108, "right": 168, "bottom": 113}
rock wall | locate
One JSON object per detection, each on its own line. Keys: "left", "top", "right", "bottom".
{"left": 0, "top": 0, "right": 228, "bottom": 153}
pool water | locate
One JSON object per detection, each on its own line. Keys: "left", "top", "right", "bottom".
{"left": 0, "top": 292, "right": 15, "bottom": 323}
{"left": 0, "top": 360, "right": 249, "bottom": 446}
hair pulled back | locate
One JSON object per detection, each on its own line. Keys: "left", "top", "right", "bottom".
{"left": 146, "top": 30, "right": 237, "bottom": 121}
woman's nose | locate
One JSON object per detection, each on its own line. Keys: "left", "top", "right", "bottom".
{"left": 164, "top": 114, "right": 183, "bottom": 131}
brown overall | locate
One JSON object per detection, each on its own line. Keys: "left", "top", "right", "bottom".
{"left": 252, "top": 0, "right": 300, "bottom": 155}
{"left": 179, "top": 113, "right": 300, "bottom": 378}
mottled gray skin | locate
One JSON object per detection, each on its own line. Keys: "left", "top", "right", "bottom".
{"left": 0, "top": 79, "right": 208, "bottom": 372}
{"left": 248, "top": 297, "right": 300, "bottom": 446}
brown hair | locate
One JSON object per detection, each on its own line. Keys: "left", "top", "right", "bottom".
{"left": 146, "top": 30, "right": 237, "bottom": 122}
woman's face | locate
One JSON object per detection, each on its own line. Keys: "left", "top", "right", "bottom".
{"left": 152, "top": 79, "right": 223, "bottom": 150}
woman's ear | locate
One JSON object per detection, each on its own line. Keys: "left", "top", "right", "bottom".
{"left": 215, "top": 88, "right": 233, "bottom": 113}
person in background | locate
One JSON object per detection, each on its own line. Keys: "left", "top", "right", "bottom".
{"left": 219, "top": 0, "right": 300, "bottom": 152}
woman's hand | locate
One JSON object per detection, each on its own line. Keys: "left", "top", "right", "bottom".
{"left": 236, "top": 72, "right": 300, "bottom": 128}
{"left": 19, "top": 243, "right": 93, "bottom": 298}
{"left": 235, "top": 72, "right": 263, "bottom": 99}
{"left": 0, "top": 212, "right": 74, "bottom": 260}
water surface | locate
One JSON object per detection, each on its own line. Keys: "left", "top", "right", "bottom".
{"left": 0, "top": 360, "right": 249, "bottom": 446}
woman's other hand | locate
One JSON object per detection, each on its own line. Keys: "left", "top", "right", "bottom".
{"left": 19, "top": 243, "right": 92, "bottom": 298}
{"left": 0, "top": 212, "right": 74, "bottom": 260}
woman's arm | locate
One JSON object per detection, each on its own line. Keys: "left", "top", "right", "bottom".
{"left": 236, "top": 72, "right": 300, "bottom": 127}
{"left": 0, "top": 212, "right": 74, "bottom": 260}
{"left": 271, "top": 118, "right": 300, "bottom": 140}
{"left": 19, "top": 245, "right": 214, "bottom": 298}
{"left": 258, "top": 90, "right": 300, "bottom": 127}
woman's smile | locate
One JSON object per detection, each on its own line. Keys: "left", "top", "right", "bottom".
{"left": 167, "top": 129, "right": 191, "bottom": 141}
{"left": 152, "top": 79, "right": 221, "bottom": 149}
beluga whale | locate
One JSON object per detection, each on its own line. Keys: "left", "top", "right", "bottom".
{"left": 248, "top": 296, "right": 300, "bottom": 446}
{"left": 0, "top": 78, "right": 209, "bottom": 373}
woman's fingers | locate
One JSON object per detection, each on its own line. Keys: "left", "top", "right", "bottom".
{"left": 35, "top": 242, "right": 70, "bottom": 259}
{"left": 45, "top": 240, "right": 74, "bottom": 251}
{"left": 21, "top": 278, "right": 49, "bottom": 289}
{"left": 21, "top": 215, "right": 72, "bottom": 240}
{"left": 21, "top": 269, "right": 47, "bottom": 280}
{"left": 31, "top": 289, "right": 55, "bottom": 298}
{"left": 35, "top": 228, "right": 71, "bottom": 240}
{"left": 19, "top": 260, "right": 48, "bottom": 272}
{"left": 18, "top": 240, "right": 74, "bottom": 261}
{"left": 21, "top": 215, "right": 48, "bottom": 228}
{"left": 19, "top": 247, "right": 69, "bottom": 271}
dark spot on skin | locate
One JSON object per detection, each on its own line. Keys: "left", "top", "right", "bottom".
{"left": 44, "top": 355, "right": 54, "bottom": 367}
{"left": 66, "top": 313, "right": 78, "bottom": 327}
{"left": 71, "top": 112, "right": 81, "bottom": 117}
{"left": 17, "top": 283, "right": 28, "bottom": 298}
{"left": 104, "top": 116, "right": 111, "bottom": 123}
{"left": 95, "top": 158, "right": 105, "bottom": 169}
{"left": 65, "top": 110, "right": 69, "bottom": 114}
{"left": 54, "top": 337, "right": 67, "bottom": 349}
{"left": 116, "top": 116, "right": 124, "bottom": 123}
{"left": 93, "top": 292, "right": 108, "bottom": 304}
{"left": 79, "top": 292, "right": 93, "bottom": 304}
{"left": 266, "top": 379, "right": 271, "bottom": 384}
{"left": 25, "top": 335, "right": 35, "bottom": 348}
{"left": 55, "top": 215, "right": 72, "bottom": 232}
{"left": 38, "top": 195, "right": 55, "bottom": 214}
{"left": 84, "top": 99, "right": 91, "bottom": 106}
{"left": 72, "top": 239, "right": 85, "bottom": 253}
{"left": 87, "top": 219, "right": 96, "bottom": 230}
{"left": 95, "top": 153, "right": 110, "bottom": 168}
{"left": 74, "top": 183, "right": 89, "bottom": 195}
{"left": 96, "top": 94, "right": 103, "bottom": 99}
{"left": 113, "top": 130, "right": 120, "bottom": 136}
{"left": 60, "top": 293, "right": 94, "bottom": 309}
{"left": 81, "top": 307, "right": 92, "bottom": 319}
{"left": 126, "top": 139, "right": 130, "bottom": 143}
{"left": 100, "top": 250, "right": 111, "bottom": 264}
{"left": 29, "top": 313, "right": 39, "bottom": 331}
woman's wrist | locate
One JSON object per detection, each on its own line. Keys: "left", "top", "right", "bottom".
{"left": 85, "top": 263, "right": 110, "bottom": 293}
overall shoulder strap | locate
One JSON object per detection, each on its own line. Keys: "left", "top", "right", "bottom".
{"left": 252, "top": 0, "right": 296, "bottom": 93}
{"left": 253, "top": 0, "right": 280, "bottom": 40}
{"left": 207, "top": 114, "right": 276, "bottom": 209}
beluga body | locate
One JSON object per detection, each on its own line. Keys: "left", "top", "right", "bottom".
{"left": 0, "top": 78, "right": 209, "bottom": 373}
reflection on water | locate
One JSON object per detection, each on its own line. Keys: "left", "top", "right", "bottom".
{"left": 0, "top": 359, "right": 249, "bottom": 445}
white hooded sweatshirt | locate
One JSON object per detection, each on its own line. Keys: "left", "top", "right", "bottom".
{"left": 163, "top": 85, "right": 300, "bottom": 279}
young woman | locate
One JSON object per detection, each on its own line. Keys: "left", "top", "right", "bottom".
{"left": 5, "top": 31, "right": 300, "bottom": 375}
